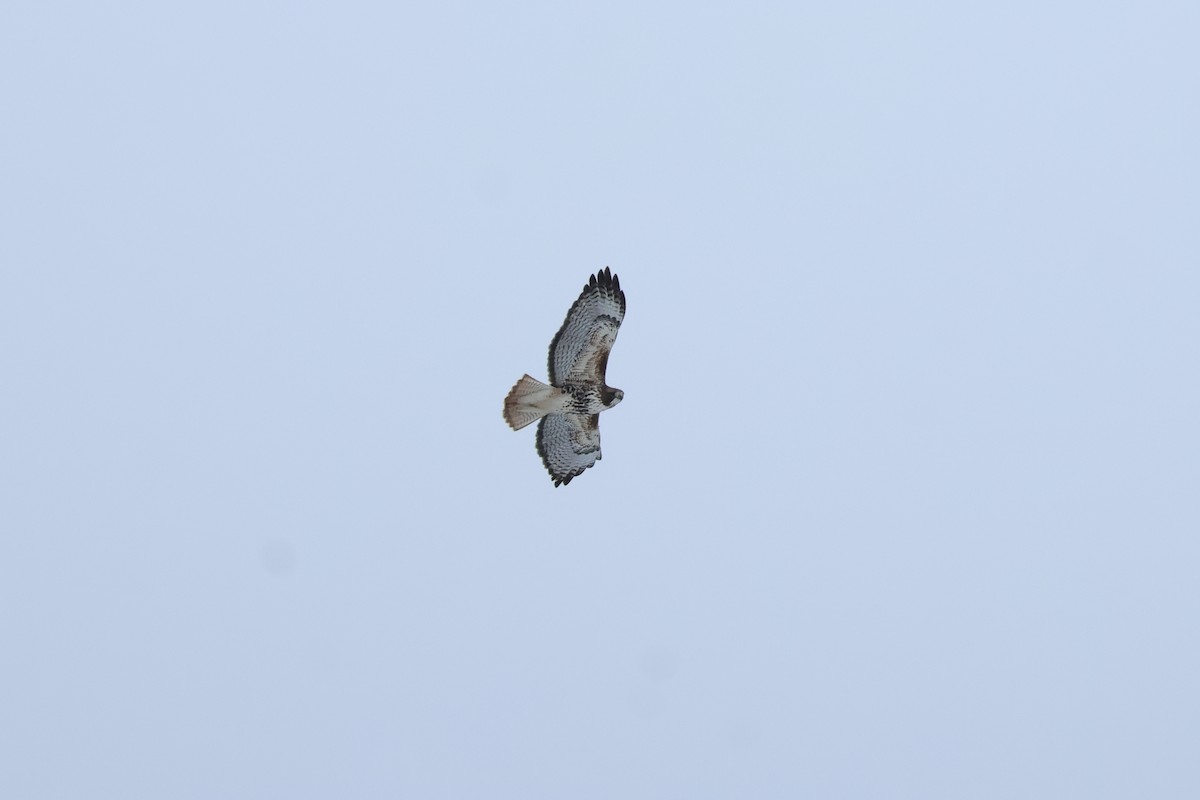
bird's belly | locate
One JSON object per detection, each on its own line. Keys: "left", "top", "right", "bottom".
{"left": 562, "top": 385, "right": 608, "bottom": 415}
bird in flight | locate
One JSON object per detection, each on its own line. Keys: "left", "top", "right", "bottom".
{"left": 503, "top": 267, "right": 627, "bottom": 486}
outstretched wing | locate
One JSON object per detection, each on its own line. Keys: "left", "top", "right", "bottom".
{"left": 548, "top": 267, "right": 626, "bottom": 386}
{"left": 536, "top": 413, "right": 601, "bottom": 487}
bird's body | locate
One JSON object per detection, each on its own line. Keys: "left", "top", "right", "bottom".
{"left": 503, "top": 267, "right": 626, "bottom": 486}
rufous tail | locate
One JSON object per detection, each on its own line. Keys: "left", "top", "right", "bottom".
{"left": 503, "top": 374, "right": 567, "bottom": 430}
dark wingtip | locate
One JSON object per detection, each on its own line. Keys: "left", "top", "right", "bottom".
{"left": 593, "top": 266, "right": 618, "bottom": 293}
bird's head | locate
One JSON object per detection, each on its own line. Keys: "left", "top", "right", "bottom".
{"left": 604, "top": 387, "right": 624, "bottom": 408}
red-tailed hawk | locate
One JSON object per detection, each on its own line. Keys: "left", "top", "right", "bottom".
{"left": 503, "top": 267, "right": 626, "bottom": 486}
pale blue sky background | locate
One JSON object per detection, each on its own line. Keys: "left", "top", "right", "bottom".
{"left": 2, "top": 2, "right": 1198, "bottom": 798}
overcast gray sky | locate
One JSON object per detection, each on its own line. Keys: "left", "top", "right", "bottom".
{"left": 2, "top": 2, "right": 1198, "bottom": 798}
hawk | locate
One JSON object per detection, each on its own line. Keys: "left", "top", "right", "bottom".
{"left": 503, "top": 267, "right": 626, "bottom": 486}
